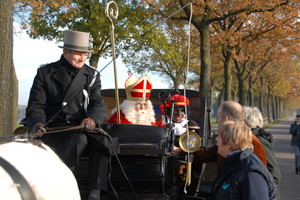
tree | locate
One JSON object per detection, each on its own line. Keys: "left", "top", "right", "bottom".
{"left": 13, "top": 0, "right": 152, "bottom": 67}
{"left": 210, "top": 0, "right": 298, "bottom": 104}
{"left": 261, "top": 58, "right": 300, "bottom": 122}
{"left": 123, "top": 20, "right": 200, "bottom": 89}
{"left": 140, "top": 0, "right": 296, "bottom": 110}
{"left": 14, "top": 0, "right": 204, "bottom": 89}
{"left": 14, "top": 0, "right": 299, "bottom": 115}
{"left": 0, "top": 0, "right": 18, "bottom": 136}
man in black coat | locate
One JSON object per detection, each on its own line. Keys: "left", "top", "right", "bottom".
{"left": 26, "top": 30, "right": 107, "bottom": 200}
{"left": 289, "top": 114, "right": 300, "bottom": 174}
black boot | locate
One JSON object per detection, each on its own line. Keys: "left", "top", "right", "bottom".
{"left": 296, "top": 167, "right": 299, "bottom": 174}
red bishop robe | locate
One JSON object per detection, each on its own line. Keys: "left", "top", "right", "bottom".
{"left": 107, "top": 110, "right": 132, "bottom": 124}
{"left": 108, "top": 110, "right": 157, "bottom": 126}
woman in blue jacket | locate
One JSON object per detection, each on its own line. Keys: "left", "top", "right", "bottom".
{"left": 211, "top": 121, "right": 276, "bottom": 200}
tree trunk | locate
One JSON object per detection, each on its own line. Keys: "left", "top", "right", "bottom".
{"left": 180, "top": 0, "right": 212, "bottom": 114}
{"left": 259, "top": 77, "right": 264, "bottom": 114}
{"left": 276, "top": 96, "right": 280, "bottom": 120}
{"left": 248, "top": 75, "right": 254, "bottom": 106}
{"left": 267, "top": 84, "right": 271, "bottom": 123}
{"left": 12, "top": 67, "right": 18, "bottom": 131}
{"left": 271, "top": 95, "right": 276, "bottom": 122}
{"left": 0, "top": 0, "right": 18, "bottom": 136}
{"left": 223, "top": 51, "right": 232, "bottom": 101}
{"left": 279, "top": 98, "right": 283, "bottom": 119}
{"left": 199, "top": 24, "right": 212, "bottom": 110}
{"left": 217, "top": 87, "right": 224, "bottom": 110}
{"left": 89, "top": 53, "right": 101, "bottom": 68}
{"left": 237, "top": 76, "right": 246, "bottom": 105}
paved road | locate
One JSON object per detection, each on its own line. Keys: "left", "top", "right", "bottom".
{"left": 266, "top": 119, "right": 300, "bottom": 200}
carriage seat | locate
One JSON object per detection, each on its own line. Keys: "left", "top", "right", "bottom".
{"left": 101, "top": 123, "right": 170, "bottom": 155}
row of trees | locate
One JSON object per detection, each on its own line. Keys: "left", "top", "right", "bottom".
{"left": 7, "top": 0, "right": 300, "bottom": 132}
{"left": 136, "top": 0, "right": 300, "bottom": 121}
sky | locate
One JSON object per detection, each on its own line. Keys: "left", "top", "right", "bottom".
{"left": 13, "top": 29, "right": 169, "bottom": 105}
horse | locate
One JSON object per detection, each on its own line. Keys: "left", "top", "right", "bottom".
{"left": 0, "top": 139, "right": 81, "bottom": 200}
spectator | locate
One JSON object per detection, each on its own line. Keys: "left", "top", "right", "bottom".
{"left": 211, "top": 121, "right": 276, "bottom": 200}
{"left": 190, "top": 101, "right": 267, "bottom": 169}
{"left": 243, "top": 106, "right": 281, "bottom": 200}
{"left": 289, "top": 114, "right": 300, "bottom": 174}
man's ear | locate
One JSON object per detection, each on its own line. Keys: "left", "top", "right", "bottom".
{"left": 224, "top": 116, "right": 230, "bottom": 121}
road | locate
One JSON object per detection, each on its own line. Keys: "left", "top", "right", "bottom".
{"left": 267, "top": 119, "right": 300, "bottom": 200}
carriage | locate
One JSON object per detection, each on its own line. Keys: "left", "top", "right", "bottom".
{"left": 74, "top": 88, "right": 218, "bottom": 200}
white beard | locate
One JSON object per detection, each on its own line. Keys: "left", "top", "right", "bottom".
{"left": 111, "top": 100, "right": 156, "bottom": 125}
{"left": 133, "top": 109, "right": 152, "bottom": 125}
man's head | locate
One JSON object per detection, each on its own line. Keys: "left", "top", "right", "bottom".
{"left": 243, "top": 106, "right": 264, "bottom": 128}
{"left": 63, "top": 50, "right": 89, "bottom": 69}
{"left": 120, "top": 74, "right": 155, "bottom": 125}
{"left": 159, "top": 94, "right": 190, "bottom": 123}
{"left": 59, "top": 30, "right": 93, "bottom": 68}
{"left": 119, "top": 99, "right": 156, "bottom": 125}
{"left": 296, "top": 114, "right": 300, "bottom": 124}
{"left": 216, "top": 120, "right": 253, "bottom": 157}
{"left": 217, "top": 101, "right": 244, "bottom": 127}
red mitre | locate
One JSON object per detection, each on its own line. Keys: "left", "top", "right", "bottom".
{"left": 159, "top": 94, "right": 190, "bottom": 114}
{"left": 125, "top": 74, "right": 152, "bottom": 101}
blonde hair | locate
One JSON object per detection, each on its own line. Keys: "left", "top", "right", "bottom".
{"left": 218, "top": 121, "right": 253, "bottom": 151}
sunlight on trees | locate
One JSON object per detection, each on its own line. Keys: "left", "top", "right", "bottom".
{"left": 13, "top": 0, "right": 300, "bottom": 117}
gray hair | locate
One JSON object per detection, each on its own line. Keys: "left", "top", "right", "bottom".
{"left": 243, "top": 106, "right": 264, "bottom": 128}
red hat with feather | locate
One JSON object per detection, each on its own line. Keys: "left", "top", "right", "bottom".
{"left": 159, "top": 94, "right": 190, "bottom": 114}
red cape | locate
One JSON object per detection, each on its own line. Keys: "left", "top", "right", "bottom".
{"left": 107, "top": 110, "right": 132, "bottom": 124}
{"left": 108, "top": 110, "right": 157, "bottom": 126}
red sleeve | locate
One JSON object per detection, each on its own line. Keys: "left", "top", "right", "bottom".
{"left": 107, "top": 111, "right": 133, "bottom": 124}
{"left": 193, "top": 144, "right": 219, "bottom": 164}
{"left": 252, "top": 134, "right": 267, "bottom": 166}
{"left": 156, "top": 120, "right": 166, "bottom": 127}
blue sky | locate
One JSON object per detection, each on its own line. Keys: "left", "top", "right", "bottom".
{"left": 13, "top": 29, "right": 169, "bottom": 105}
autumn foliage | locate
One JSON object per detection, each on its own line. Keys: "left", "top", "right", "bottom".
{"left": 13, "top": 0, "right": 300, "bottom": 117}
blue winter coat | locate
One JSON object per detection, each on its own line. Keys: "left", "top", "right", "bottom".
{"left": 211, "top": 149, "right": 276, "bottom": 200}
